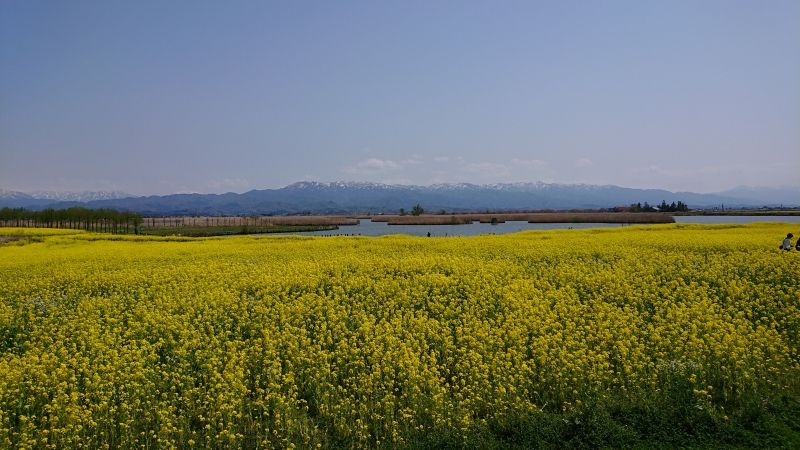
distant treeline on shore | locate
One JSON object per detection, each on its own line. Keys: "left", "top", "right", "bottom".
{"left": 0, "top": 207, "right": 349, "bottom": 236}
{"left": 0, "top": 206, "right": 143, "bottom": 234}
{"left": 629, "top": 200, "right": 689, "bottom": 212}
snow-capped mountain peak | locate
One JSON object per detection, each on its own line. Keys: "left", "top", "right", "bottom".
{"left": 0, "top": 190, "right": 133, "bottom": 203}
{"left": 28, "top": 191, "right": 132, "bottom": 202}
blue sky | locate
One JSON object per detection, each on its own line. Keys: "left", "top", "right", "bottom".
{"left": 2, "top": 0, "right": 798, "bottom": 195}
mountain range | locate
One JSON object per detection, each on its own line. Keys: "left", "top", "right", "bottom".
{"left": 0, "top": 190, "right": 132, "bottom": 208}
{"left": 1, "top": 182, "right": 798, "bottom": 215}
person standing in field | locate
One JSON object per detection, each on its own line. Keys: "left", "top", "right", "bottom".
{"left": 781, "top": 233, "right": 793, "bottom": 251}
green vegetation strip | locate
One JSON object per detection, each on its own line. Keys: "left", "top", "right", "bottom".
{"left": 138, "top": 225, "right": 338, "bottom": 237}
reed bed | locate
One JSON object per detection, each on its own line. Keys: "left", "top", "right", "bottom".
{"left": 526, "top": 212, "right": 672, "bottom": 223}
{"left": 141, "top": 215, "right": 359, "bottom": 228}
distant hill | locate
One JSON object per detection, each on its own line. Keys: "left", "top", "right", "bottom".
{"left": 1, "top": 182, "right": 796, "bottom": 215}
{"left": 717, "top": 186, "right": 800, "bottom": 207}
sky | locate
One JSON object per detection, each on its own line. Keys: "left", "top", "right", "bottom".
{"left": 1, "top": 0, "right": 799, "bottom": 195}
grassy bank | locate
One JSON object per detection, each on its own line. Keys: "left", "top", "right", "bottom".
{"left": 138, "top": 224, "right": 338, "bottom": 237}
{"left": 141, "top": 215, "right": 359, "bottom": 228}
{"left": 674, "top": 210, "right": 800, "bottom": 216}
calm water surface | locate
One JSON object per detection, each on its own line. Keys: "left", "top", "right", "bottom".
{"left": 299, "top": 219, "right": 628, "bottom": 237}
{"left": 292, "top": 216, "right": 800, "bottom": 237}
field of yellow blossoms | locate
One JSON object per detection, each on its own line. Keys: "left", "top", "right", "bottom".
{"left": 1, "top": 223, "right": 798, "bottom": 448}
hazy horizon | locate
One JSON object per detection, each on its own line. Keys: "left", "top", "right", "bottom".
{"left": 2, "top": 1, "right": 799, "bottom": 195}
{"left": 4, "top": 179, "right": 800, "bottom": 199}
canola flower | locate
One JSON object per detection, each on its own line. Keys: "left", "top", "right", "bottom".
{"left": 0, "top": 223, "right": 798, "bottom": 448}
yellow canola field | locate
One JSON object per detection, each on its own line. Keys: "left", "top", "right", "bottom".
{"left": 0, "top": 224, "right": 798, "bottom": 448}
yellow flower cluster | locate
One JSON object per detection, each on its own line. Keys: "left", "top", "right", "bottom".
{"left": 0, "top": 223, "right": 797, "bottom": 448}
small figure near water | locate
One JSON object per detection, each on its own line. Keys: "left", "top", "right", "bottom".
{"left": 781, "top": 233, "right": 794, "bottom": 251}
{"left": 427, "top": 232, "right": 431, "bottom": 237}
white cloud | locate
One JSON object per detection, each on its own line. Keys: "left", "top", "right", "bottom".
{"left": 344, "top": 158, "right": 401, "bottom": 174}
{"left": 575, "top": 158, "right": 594, "bottom": 168}
{"left": 511, "top": 158, "right": 549, "bottom": 169}
{"left": 341, "top": 156, "right": 557, "bottom": 185}
{"left": 402, "top": 157, "right": 423, "bottom": 165}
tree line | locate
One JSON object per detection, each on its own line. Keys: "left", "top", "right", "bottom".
{"left": 399, "top": 204, "right": 425, "bottom": 216}
{"left": 0, "top": 207, "right": 143, "bottom": 234}
{"left": 629, "top": 200, "right": 689, "bottom": 213}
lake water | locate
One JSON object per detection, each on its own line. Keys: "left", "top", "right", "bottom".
{"left": 299, "top": 219, "right": 635, "bottom": 237}
{"left": 294, "top": 216, "right": 800, "bottom": 237}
